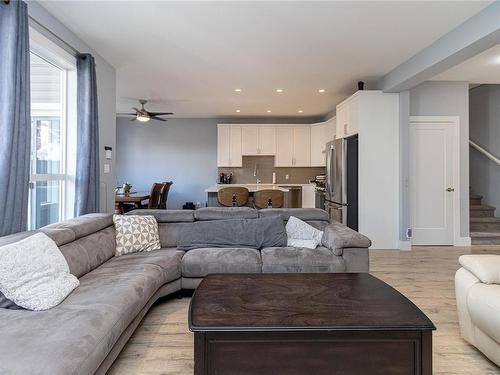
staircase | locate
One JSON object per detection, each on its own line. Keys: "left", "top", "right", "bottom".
{"left": 470, "top": 194, "right": 500, "bottom": 245}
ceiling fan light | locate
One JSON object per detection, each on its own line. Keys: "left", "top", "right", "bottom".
{"left": 136, "top": 114, "right": 150, "bottom": 122}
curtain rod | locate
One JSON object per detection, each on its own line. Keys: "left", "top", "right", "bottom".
{"left": 28, "top": 15, "right": 81, "bottom": 57}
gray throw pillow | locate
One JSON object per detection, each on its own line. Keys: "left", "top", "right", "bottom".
{"left": 177, "top": 216, "right": 287, "bottom": 250}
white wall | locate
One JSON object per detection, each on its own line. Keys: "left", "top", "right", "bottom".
{"left": 409, "top": 81, "right": 470, "bottom": 237}
{"left": 28, "top": 2, "right": 117, "bottom": 214}
{"left": 469, "top": 84, "right": 500, "bottom": 211}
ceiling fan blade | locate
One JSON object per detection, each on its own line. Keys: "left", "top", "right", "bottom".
{"left": 117, "top": 113, "right": 137, "bottom": 116}
{"left": 148, "top": 112, "right": 174, "bottom": 116}
{"left": 130, "top": 117, "right": 137, "bottom": 122}
{"left": 151, "top": 116, "right": 167, "bottom": 122}
{"left": 132, "top": 107, "right": 140, "bottom": 112}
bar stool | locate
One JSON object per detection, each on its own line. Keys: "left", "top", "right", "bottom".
{"left": 218, "top": 187, "right": 249, "bottom": 207}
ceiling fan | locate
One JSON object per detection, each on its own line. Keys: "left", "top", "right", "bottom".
{"left": 121, "top": 99, "right": 173, "bottom": 122}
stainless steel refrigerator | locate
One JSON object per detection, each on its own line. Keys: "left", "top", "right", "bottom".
{"left": 324, "top": 135, "right": 358, "bottom": 230}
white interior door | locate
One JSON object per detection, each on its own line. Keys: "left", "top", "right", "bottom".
{"left": 410, "top": 120, "right": 455, "bottom": 245}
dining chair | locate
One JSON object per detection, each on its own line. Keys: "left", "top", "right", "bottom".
{"left": 253, "top": 189, "right": 284, "bottom": 209}
{"left": 158, "top": 181, "right": 173, "bottom": 209}
{"left": 147, "top": 183, "right": 165, "bottom": 209}
{"left": 217, "top": 186, "right": 249, "bottom": 207}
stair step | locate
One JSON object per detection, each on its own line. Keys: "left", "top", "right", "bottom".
{"left": 470, "top": 205, "right": 496, "bottom": 218}
{"left": 470, "top": 195, "right": 483, "bottom": 205}
{"left": 470, "top": 217, "right": 500, "bottom": 232}
{"left": 471, "top": 231, "right": 500, "bottom": 245}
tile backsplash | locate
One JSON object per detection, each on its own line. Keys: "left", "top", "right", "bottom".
{"left": 218, "top": 156, "right": 325, "bottom": 184}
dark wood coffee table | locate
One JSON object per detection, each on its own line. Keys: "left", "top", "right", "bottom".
{"left": 189, "top": 273, "right": 435, "bottom": 375}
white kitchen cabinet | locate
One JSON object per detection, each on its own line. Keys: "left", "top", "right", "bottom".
{"left": 292, "top": 127, "right": 311, "bottom": 166}
{"left": 275, "top": 127, "right": 294, "bottom": 167}
{"left": 259, "top": 126, "right": 276, "bottom": 155}
{"left": 241, "top": 126, "right": 259, "bottom": 155}
{"left": 241, "top": 126, "right": 276, "bottom": 155}
{"left": 275, "top": 126, "right": 310, "bottom": 167}
{"left": 310, "top": 123, "right": 327, "bottom": 166}
{"left": 217, "top": 125, "right": 242, "bottom": 167}
{"left": 325, "top": 116, "right": 336, "bottom": 141}
{"left": 336, "top": 95, "right": 359, "bottom": 138}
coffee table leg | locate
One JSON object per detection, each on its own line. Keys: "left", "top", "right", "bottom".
{"left": 194, "top": 333, "right": 206, "bottom": 375}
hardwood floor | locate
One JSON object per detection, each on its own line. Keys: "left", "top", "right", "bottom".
{"left": 108, "top": 246, "right": 500, "bottom": 375}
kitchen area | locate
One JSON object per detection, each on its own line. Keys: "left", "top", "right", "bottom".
{"left": 206, "top": 119, "right": 333, "bottom": 209}
{"left": 207, "top": 90, "right": 401, "bottom": 249}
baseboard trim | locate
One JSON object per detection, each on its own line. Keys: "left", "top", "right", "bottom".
{"left": 398, "top": 240, "right": 412, "bottom": 251}
{"left": 455, "top": 236, "right": 472, "bottom": 246}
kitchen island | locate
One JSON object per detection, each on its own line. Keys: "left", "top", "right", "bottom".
{"left": 205, "top": 184, "right": 316, "bottom": 208}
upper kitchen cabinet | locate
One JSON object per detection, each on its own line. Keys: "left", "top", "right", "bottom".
{"left": 217, "top": 125, "right": 242, "bottom": 167}
{"left": 336, "top": 94, "right": 359, "bottom": 139}
{"left": 310, "top": 122, "right": 327, "bottom": 166}
{"left": 241, "top": 126, "right": 276, "bottom": 155}
{"left": 275, "top": 126, "right": 310, "bottom": 167}
{"left": 325, "top": 116, "right": 336, "bottom": 141}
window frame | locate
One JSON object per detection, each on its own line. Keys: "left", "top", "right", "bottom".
{"left": 28, "top": 27, "right": 77, "bottom": 230}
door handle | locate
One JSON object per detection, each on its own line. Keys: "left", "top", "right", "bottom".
{"left": 446, "top": 187, "right": 455, "bottom": 192}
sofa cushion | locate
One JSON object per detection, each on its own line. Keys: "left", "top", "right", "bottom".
{"left": 261, "top": 246, "right": 346, "bottom": 273}
{"left": 43, "top": 213, "right": 113, "bottom": 241}
{"left": 194, "top": 207, "right": 258, "bottom": 221}
{"left": 459, "top": 255, "right": 500, "bottom": 284}
{"left": 0, "top": 251, "right": 181, "bottom": 375}
{"left": 181, "top": 247, "right": 262, "bottom": 277}
{"left": 128, "top": 209, "right": 195, "bottom": 223}
{"left": 102, "top": 248, "right": 184, "bottom": 282}
{"left": 258, "top": 208, "right": 329, "bottom": 222}
{"left": 467, "top": 283, "right": 500, "bottom": 344}
{"left": 322, "top": 222, "right": 372, "bottom": 255}
{"left": 177, "top": 216, "right": 287, "bottom": 250}
{"left": 58, "top": 226, "right": 116, "bottom": 278}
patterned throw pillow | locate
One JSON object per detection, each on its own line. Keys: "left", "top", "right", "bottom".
{"left": 113, "top": 215, "right": 161, "bottom": 256}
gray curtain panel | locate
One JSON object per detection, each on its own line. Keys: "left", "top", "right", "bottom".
{"left": 75, "top": 54, "right": 100, "bottom": 216}
{"left": 0, "top": 1, "right": 31, "bottom": 236}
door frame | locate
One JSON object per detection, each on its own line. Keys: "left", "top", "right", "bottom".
{"left": 409, "top": 116, "right": 461, "bottom": 246}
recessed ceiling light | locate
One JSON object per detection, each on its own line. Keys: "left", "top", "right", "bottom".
{"left": 298, "top": 110, "right": 303, "bottom": 113}
{"left": 234, "top": 88, "right": 242, "bottom": 92}
{"left": 266, "top": 110, "right": 272, "bottom": 113}
{"left": 318, "top": 89, "right": 326, "bottom": 93}
{"left": 236, "top": 109, "right": 241, "bottom": 113}
{"left": 276, "top": 89, "right": 284, "bottom": 93}
{"left": 492, "top": 55, "right": 500, "bottom": 65}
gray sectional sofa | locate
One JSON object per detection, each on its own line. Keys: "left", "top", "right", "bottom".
{"left": 0, "top": 207, "right": 370, "bottom": 375}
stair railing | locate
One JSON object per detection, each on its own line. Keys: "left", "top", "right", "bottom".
{"left": 469, "top": 139, "right": 500, "bottom": 166}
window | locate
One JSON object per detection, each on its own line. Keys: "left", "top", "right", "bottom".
{"left": 29, "top": 29, "right": 77, "bottom": 230}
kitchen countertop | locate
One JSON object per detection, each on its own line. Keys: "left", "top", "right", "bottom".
{"left": 205, "top": 183, "right": 315, "bottom": 193}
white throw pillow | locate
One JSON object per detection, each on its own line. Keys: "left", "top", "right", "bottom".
{"left": 286, "top": 216, "right": 324, "bottom": 249}
{"left": 0, "top": 233, "right": 79, "bottom": 311}
{"left": 114, "top": 215, "right": 161, "bottom": 256}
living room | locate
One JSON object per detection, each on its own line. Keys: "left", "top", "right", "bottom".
{"left": 1, "top": 1, "right": 500, "bottom": 374}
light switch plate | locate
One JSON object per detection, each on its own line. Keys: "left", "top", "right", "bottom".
{"left": 104, "top": 164, "right": 110, "bottom": 173}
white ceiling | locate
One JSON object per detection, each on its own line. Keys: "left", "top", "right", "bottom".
{"left": 431, "top": 43, "right": 500, "bottom": 84}
{"left": 38, "top": 1, "right": 490, "bottom": 118}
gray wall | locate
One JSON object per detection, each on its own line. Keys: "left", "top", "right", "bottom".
{"left": 28, "top": 2, "right": 117, "bottom": 214}
{"left": 116, "top": 117, "right": 320, "bottom": 209}
{"left": 469, "top": 84, "right": 500, "bottom": 211}
{"left": 409, "top": 81, "right": 470, "bottom": 237}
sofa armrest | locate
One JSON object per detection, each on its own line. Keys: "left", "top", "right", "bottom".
{"left": 459, "top": 255, "right": 500, "bottom": 284}
{"left": 321, "top": 222, "right": 371, "bottom": 256}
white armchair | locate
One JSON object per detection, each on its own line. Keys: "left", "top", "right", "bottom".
{"left": 455, "top": 255, "right": 500, "bottom": 367}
